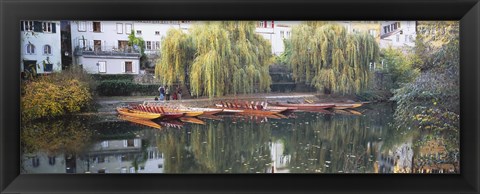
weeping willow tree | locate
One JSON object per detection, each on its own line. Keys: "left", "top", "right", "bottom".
{"left": 155, "top": 21, "right": 273, "bottom": 98}
{"left": 155, "top": 29, "right": 194, "bottom": 86}
{"left": 287, "top": 23, "right": 379, "bottom": 94}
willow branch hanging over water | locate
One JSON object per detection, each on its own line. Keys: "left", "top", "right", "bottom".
{"left": 286, "top": 23, "right": 379, "bottom": 94}
{"left": 155, "top": 21, "right": 273, "bottom": 98}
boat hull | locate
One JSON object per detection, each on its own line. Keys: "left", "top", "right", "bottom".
{"left": 117, "top": 108, "right": 162, "bottom": 120}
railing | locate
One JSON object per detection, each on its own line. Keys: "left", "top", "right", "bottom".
{"left": 74, "top": 46, "right": 141, "bottom": 57}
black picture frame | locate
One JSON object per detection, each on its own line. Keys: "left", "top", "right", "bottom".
{"left": 1, "top": 0, "right": 479, "bottom": 193}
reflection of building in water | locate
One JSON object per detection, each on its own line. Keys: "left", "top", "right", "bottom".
{"left": 268, "top": 140, "right": 291, "bottom": 173}
{"left": 22, "top": 152, "right": 69, "bottom": 173}
{"left": 23, "top": 138, "right": 167, "bottom": 174}
{"left": 413, "top": 139, "right": 458, "bottom": 173}
{"left": 79, "top": 139, "right": 165, "bottom": 173}
{"left": 80, "top": 139, "right": 143, "bottom": 173}
{"left": 373, "top": 141, "right": 413, "bottom": 173}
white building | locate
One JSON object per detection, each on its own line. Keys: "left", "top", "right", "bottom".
{"left": 70, "top": 21, "right": 193, "bottom": 74}
{"left": 70, "top": 21, "right": 141, "bottom": 74}
{"left": 255, "top": 21, "right": 297, "bottom": 56}
{"left": 20, "top": 21, "right": 62, "bottom": 75}
{"left": 380, "top": 21, "right": 416, "bottom": 49}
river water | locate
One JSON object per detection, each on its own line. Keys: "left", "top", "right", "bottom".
{"left": 21, "top": 103, "right": 419, "bottom": 174}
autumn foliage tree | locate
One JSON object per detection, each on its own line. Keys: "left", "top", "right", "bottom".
{"left": 21, "top": 67, "right": 93, "bottom": 122}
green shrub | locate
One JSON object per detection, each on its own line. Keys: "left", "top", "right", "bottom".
{"left": 96, "top": 80, "right": 160, "bottom": 96}
{"left": 91, "top": 74, "right": 135, "bottom": 81}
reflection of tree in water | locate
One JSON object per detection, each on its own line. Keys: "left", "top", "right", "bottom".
{"left": 157, "top": 119, "right": 272, "bottom": 173}
{"left": 272, "top": 105, "right": 393, "bottom": 173}
{"left": 21, "top": 118, "right": 93, "bottom": 156}
{"left": 280, "top": 114, "right": 387, "bottom": 173}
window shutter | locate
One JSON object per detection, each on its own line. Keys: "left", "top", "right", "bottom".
{"left": 132, "top": 61, "right": 136, "bottom": 73}
{"left": 123, "top": 140, "right": 127, "bottom": 147}
{"left": 52, "top": 22, "right": 56, "bottom": 33}
{"left": 88, "top": 21, "right": 93, "bottom": 32}
{"left": 100, "top": 22, "right": 104, "bottom": 32}
{"left": 21, "top": 21, "right": 24, "bottom": 31}
{"left": 33, "top": 21, "right": 42, "bottom": 32}
{"left": 122, "top": 61, "right": 126, "bottom": 73}
{"left": 134, "top": 139, "right": 139, "bottom": 147}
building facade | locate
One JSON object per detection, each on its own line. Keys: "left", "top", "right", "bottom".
{"left": 20, "top": 21, "right": 62, "bottom": 75}
{"left": 70, "top": 21, "right": 141, "bottom": 74}
{"left": 379, "top": 21, "right": 416, "bottom": 49}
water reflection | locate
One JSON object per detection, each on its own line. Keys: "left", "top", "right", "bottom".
{"left": 21, "top": 103, "right": 458, "bottom": 174}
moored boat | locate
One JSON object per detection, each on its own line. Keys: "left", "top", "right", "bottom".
{"left": 116, "top": 107, "right": 162, "bottom": 120}
{"left": 187, "top": 108, "right": 223, "bottom": 115}
{"left": 274, "top": 103, "right": 335, "bottom": 110}
{"left": 332, "top": 103, "right": 363, "bottom": 110}
{"left": 133, "top": 105, "right": 184, "bottom": 119}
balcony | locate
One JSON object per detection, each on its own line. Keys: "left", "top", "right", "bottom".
{"left": 74, "top": 46, "right": 141, "bottom": 58}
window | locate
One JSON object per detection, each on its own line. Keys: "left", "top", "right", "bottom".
{"left": 98, "top": 157, "right": 105, "bottom": 163}
{"left": 26, "top": 44, "right": 35, "bottom": 54}
{"left": 98, "top": 61, "right": 106, "bottom": 73}
{"left": 42, "top": 22, "right": 53, "bottom": 33}
{"left": 155, "top": 31, "right": 160, "bottom": 35}
{"left": 78, "top": 21, "right": 86, "bottom": 32}
{"left": 124, "top": 61, "right": 133, "bottom": 73}
{"left": 24, "top": 21, "right": 34, "bottom": 31}
{"left": 396, "top": 34, "right": 400, "bottom": 42}
{"left": 32, "top": 157, "right": 40, "bottom": 167}
{"left": 384, "top": 26, "right": 388, "bottom": 33}
{"left": 125, "top": 24, "right": 132, "bottom": 34}
{"left": 158, "top": 164, "right": 163, "bottom": 168}
{"left": 155, "top": 41, "right": 160, "bottom": 50}
{"left": 259, "top": 21, "right": 264, "bottom": 28}
{"left": 130, "top": 167, "right": 135, "bottom": 173}
{"left": 117, "top": 23, "right": 123, "bottom": 34}
{"left": 136, "top": 30, "right": 142, "bottom": 35}
{"left": 280, "top": 31, "right": 284, "bottom": 38}
{"left": 146, "top": 41, "right": 152, "bottom": 50}
{"left": 127, "top": 139, "right": 135, "bottom": 147}
{"left": 93, "top": 21, "right": 101, "bottom": 32}
{"left": 120, "top": 167, "right": 127, "bottom": 173}
{"left": 48, "top": 156, "right": 56, "bottom": 166}
{"left": 43, "top": 45, "right": 51, "bottom": 55}
{"left": 286, "top": 31, "right": 291, "bottom": 38}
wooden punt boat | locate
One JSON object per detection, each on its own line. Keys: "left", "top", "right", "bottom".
{"left": 215, "top": 102, "right": 286, "bottom": 115}
{"left": 149, "top": 106, "right": 203, "bottom": 117}
{"left": 332, "top": 103, "right": 363, "bottom": 110}
{"left": 118, "top": 115, "right": 162, "bottom": 129}
{"left": 116, "top": 107, "right": 162, "bottom": 120}
{"left": 179, "top": 117, "right": 206, "bottom": 125}
{"left": 133, "top": 105, "right": 184, "bottom": 119}
{"left": 274, "top": 103, "right": 335, "bottom": 110}
{"left": 187, "top": 108, "right": 223, "bottom": 115}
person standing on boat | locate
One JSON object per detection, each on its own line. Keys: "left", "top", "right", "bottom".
{"left": 158, "top": 85, "right": 165, "bottom": 101}
{"left": 165, "top": 85, "right": 171, "bottom": 101}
